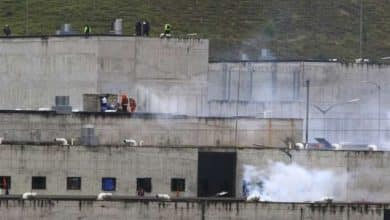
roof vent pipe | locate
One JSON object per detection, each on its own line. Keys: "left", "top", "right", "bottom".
{"left": 123, "top": 139, "right": 137, "bottom": 146}
{"left": 114, "top": 19, "right": 123, "bottom": 35}
{"left": 63, "top": 24, "right": 71, "bottom": 33}
{"left": 22, "top": 192, "right": 37, "bottom": 200}
{"left": 54, "top": 138, "right": 69, "bottom": 146}
{"left": 295, "top": 143, "right": 304, "bottom": 149}
{"left": 156, "top": 194, "right": 170, "bottom": 200}
{"left": 368, "top": 144, "right": 378, "bottom": 151}
{"left": 97, "top": 192, "right": 112, "bottom": 200}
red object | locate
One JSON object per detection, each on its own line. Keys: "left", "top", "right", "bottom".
{"left": 2, "top": 177, "right": 6, "bottom": 190}
{"left": 121, "top": 95, "right": 129, "bottom": 105}
{"left": 129, "top": 98, "right": 136, "bottom": 112}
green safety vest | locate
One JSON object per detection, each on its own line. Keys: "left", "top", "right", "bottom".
{"left": 164, "top": 24, "right": 171, "bottom": 31}
{"left": 84, "top": 26, "right": 91, "bottom": 33}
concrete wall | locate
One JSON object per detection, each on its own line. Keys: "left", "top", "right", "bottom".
{"left": 0, "top": 145, "right": 198, "bottom": 196}
{"left": 0, "top": 198, "right": 386, "bottom": 220}
{"left": 0, "top": 37, "right": 98, "bottom": 110}
{"left": 96, "top": 37, "right": 209, "bottom": 115}
{"left": 0, "top": 111, "right": 301, "bottom": 147}
{"left": 1, "top": 37, "right": 390, "bottom": 145}
{"left": 0, "top": 36, "right": 209, "bottom": 115}
{"left": 208, "top": 62, "right": 390, "bottom": 145}
{"left": 237, "top": 149, "right": 390, "bottom": 202}
{"left": 1, "top": 144, "right": 390, "bottom": 202}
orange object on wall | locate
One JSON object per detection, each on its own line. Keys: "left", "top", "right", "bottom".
{"left": 121, "top": 95, "right": 129, "bottom": 105}
{"left": 129, "top": 98, "right": 137, "bottom": 112}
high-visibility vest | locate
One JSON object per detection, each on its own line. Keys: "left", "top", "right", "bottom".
{"left": 84, "top": 25, "right": 91, "bottom": 33}
{"left": 164, "top": 24, "right": 171, "bottom": 32}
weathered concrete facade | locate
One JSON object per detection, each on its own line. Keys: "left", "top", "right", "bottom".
{"left": 0, "top": 37, "right": 98, "bottom": 110}
{"left": 0, "top": 197, "right": 386, "bottom": 220}
{"left": 0, "top": 145, "right": 198, "bottom": 196}
{"left": 1, "top": 36, "right": 390, "bottom": 145}
{"left": 0, "top": 144, "right": 389, "bottom": 202}
{"left": 208, "top": 62, "right": 390, "bottom": 145}
{"left": 0, "top": 36, "right": 209, "bottom": 115}
{"left": 0, "top": 111, "right": 302, "bottom": 147}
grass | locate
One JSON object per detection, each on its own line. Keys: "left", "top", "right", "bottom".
{"left": 0, "top": 0, "right": 389, "bottom": 61}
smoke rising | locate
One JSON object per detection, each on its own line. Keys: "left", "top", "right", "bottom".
{"left": 243, "top": 162, "right": 347, "bottom": 202}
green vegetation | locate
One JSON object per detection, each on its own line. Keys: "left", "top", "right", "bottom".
{"left": 0, "top": 0, "right": 389, "bottom": 61}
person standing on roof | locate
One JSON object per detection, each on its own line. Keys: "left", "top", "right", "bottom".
{"left": 160, "top": 24, "right": 171, "bottom": 38}
{"left": 142, "top": 20, "right": 150, "bottom": 36}
{"left": 100, "top": 96, "right": 108, "bottom": 112}
{"left": 3, "top": 25, "right": 11, "bottom": 37}
{"left": 135, "top": 21, "right": 142, "bottom": 36}
{"left": 83, "top": 24, "right": 91, "bottom": 37}
{"left": 129, "top": 97, "right": 137, "bottom": 112}
{"left": 120, "top": 94, "right": 129, "bottom": 112}
{"left": 164, "top": 24, "right": 171, "bottom": 35}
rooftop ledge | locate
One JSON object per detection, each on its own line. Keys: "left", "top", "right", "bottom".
{"left": 0, "top": 110, "right": 302, "bottom": 120}
{"left": 0, "top": 195, "right": 386, "bottom": 206}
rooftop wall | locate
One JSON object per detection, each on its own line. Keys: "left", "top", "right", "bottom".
{"left": 96, "top": 37, "right": 209, "bottom": 115}
{"left": 208, "top": 62, "right": 390, "bottom": 145}
{"left": 0, "top": 198, "right": 386, "bottom": 220}
{"left": 0, "top": 37, "right": 98, "bottom": 110}
{"left": 0, "top": 111, "right": 302, "bottom": 147}
{"left": 0, "top": 36, "right": 209, "bottom": 114}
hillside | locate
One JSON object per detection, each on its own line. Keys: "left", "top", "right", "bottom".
{"left": 0, "top": 0, "right": 389, "bottom": 61}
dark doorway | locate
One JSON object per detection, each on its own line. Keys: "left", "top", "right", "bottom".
{"left": 198, "top": 152, "right": 236, "bottom": 197}
{"left": 384, "top": 209, "right": 390, "bottom": 220}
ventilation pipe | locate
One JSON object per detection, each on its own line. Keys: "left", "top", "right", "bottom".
{"left": 54, "top": 138, "right": 69, "bottom": 146}
{"left": 368, "top": 144, "right": 378, "bottom": 151}
{"left": 114, "top": 19, "right": 123, "bottom": 35}
{"left": 156, "top": 194, "right": 170, "bottom": 200}
{"left": 22, "top": 192, "right": 37, "bottom": 199}
{"left": 97, "top": 192, "right": 112, "bottom": 200}
{"left": 295, "top": 143, "right": 304, "bottom": 150}
{"left": 38, "top": 107, "right": 50, "bottom": 111}
{"left": 63, "top": 24, "right": 71, "bottom": 33}
{"left": 123, "top": 139, "right": 137, "bottom": 146}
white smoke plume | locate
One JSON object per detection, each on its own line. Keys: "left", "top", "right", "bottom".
{"left": 243, "top": 162, "right": 348, "bottom": 202}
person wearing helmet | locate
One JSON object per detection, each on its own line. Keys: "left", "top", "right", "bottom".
{"left": 3, "top": 25, "right": 11, "bottom": 37}
{"left": 135, "top": 21, "right": 142, "bottom": 36}
{"left": 160, "top": 23, "right": 171, "bottom": 38}
{"left": 142, "top": 20, "right": 150, "bottom": 36}
{"left": 83, "top": 24, "right": 91, "bottom": 37}
{"left": 164, "top": 24, "right": 171, "bottom": 35}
